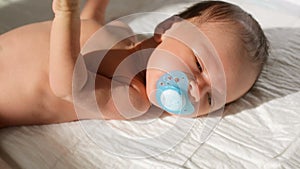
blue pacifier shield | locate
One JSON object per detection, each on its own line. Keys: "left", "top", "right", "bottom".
{"left": 156, "top": 71, "right": 195, "bottom": 115}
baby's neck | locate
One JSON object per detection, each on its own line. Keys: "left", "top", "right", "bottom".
{"left": 133, "top": 36, "right": 159, "bottom": 51}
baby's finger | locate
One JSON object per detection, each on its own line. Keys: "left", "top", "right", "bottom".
{"left": 52, "top": 0, "right": 80, "bottom": 14}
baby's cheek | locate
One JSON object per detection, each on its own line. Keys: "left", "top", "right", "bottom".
{"left": 145, "top": 79, "right": 157, "bottom": 106}
{"left": 145, "top": 70, "right": 160, "bottom": 104}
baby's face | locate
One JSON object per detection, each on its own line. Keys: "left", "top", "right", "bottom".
{"left": 146, "top": 22, "right": 258, "bottom": 116}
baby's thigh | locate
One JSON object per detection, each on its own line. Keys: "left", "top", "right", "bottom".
{"left": 0, "top": 35, "right": 3, "bottom": 72}
{"left": 80, "top": 19, "right": 135, "bottom": 47}
{"left": 80, "top": 19, "right": 103, "bottom": 45}
{"left": 0, "top": 34, "right": 3, "bottom": 53}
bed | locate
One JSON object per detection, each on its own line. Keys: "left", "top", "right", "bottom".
{"left": 0, "top": 0, "right": 300, "bottom": 168}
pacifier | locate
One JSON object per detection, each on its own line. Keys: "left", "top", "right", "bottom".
{"left": 156, "top": 70, "right": 195, "bottom": 115}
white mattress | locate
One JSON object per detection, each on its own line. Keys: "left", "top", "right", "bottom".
{"left": 0, "top": 0, "right": 300, "bottom": 169}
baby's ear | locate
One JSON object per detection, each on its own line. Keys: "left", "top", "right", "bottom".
{"left": 154, "top": 15, "right": 183, "bottom": 43}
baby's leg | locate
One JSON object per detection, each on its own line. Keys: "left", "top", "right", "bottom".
{"left": 80, "top": 0, "right": 109, "bottom": 24}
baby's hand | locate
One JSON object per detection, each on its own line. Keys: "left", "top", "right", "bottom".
{"left": 52, "top": 0, "right": 80, "bottom": 14}
{"left": 128, "top": 78, "right": 151, "bottom": 117}
{"left": 95, "top": 76, "right": 151, "bottom": 120}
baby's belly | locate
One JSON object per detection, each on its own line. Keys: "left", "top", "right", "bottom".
{"left": 0, "top": 52, "right": 76, "bottom": 124}
{"left": 0, "top": 20, "right": 100, "bottom": 122}
{"left": 0, "top": 21, "right": 62, "bottom": 115}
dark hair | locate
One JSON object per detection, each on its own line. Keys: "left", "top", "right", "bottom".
{"left": 176, "top": 1, "right": 269, "bottom": 77}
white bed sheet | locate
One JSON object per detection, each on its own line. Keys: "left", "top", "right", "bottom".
{"left": 0, "top": 0, "right": 300, "bottom": 169}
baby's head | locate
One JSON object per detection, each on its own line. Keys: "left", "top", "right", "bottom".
{"left": 146, "top": 1, "right": 269, "bottom": 116}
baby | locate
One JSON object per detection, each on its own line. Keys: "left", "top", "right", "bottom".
{"left": 0, "top": 0, "right": 268, "bottom": 127}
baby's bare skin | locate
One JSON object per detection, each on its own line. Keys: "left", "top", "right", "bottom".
{"left": 0, "top": 0, "right": 150, "bottom": 127}
{"left": 0, "top": 20, "right": 101, "bottom": 126}
{"left": 0, "top": 0, "right": 261, "bottom": 127}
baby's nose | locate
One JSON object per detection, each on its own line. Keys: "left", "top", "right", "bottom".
{"left": 188, "top": 76, "right": 209, "bottom": 103}
{"left": 188, "top": 80, "right": 200, "bottom": 102}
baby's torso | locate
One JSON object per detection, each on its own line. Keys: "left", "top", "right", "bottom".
{"left": 0, "top": 21, "right": 58, "bottom": 117}
{"left": 0, "top": 20, "right": 137, "bottom": 122}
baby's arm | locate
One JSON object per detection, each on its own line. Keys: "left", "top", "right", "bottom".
{"left": 49, "top": 0, "right": 149, "bottom": 120}
{"left": 49, "top": 0, "right": 81, "bottom": 99}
